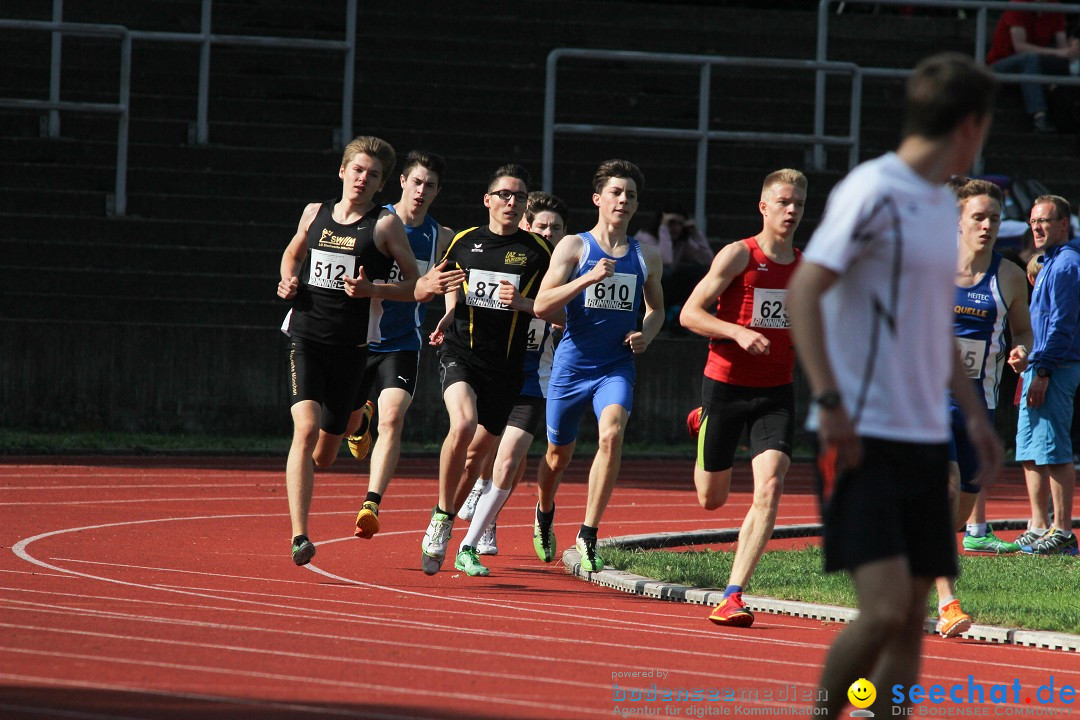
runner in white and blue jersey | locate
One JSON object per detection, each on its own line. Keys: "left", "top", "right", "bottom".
{"left": 341, "top": 151, "right": 455, "bottom": 541}
{"left": 455, "top": 192, "right": 569, "bottom": 568}
{"left": 531, "top": 160, "right": 664, "bottom": 573}
{"left": 948, "top": 179, "right": 1031, "bottom": 545}
{"left": 933, "top": 178, "right": 1033, "bottom": 638}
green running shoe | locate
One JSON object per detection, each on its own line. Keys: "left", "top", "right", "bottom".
{"left": 533, "top": 507, "right": 557, "bottom": 563}
{"left": 576, "top": 536, "right": 604, "bottom": 573}
{"left": 962, "top": 525, "right": 1017, "bottom": 554}
{"left": 291, "top": 535, "right": 316, "bottom": 566}
{"left": 454, "top": 545, "right": 490, "bottom": 576}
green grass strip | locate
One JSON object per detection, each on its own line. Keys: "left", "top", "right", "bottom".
{"left": 604, "top": 545, "right": 1080, "bottom": 635}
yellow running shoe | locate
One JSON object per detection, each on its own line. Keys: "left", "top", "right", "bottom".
{"left": 346, "top": 401, "right": 375, "bottom": 460}
{"left": 354, "top": 500, "right": 380, "bottom": 539}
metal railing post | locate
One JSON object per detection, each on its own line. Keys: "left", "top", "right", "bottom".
{"left": 111, "top": 34, "right": 132, "bottom": 216}
{"left": 339, "top": 0, "right": 356, "bottom": 148}
{"left": 47, "top": 0, "right": 63, "bottom": 138}
{"left": 848, "top": 69, "right": 862, "bottom": 170}
{"left": 695, "top": 62, "right": 711, "bottom": 235}
{"left": 542, "top": 50, "right": 560, "bottom": 194}
{"left": 975, "top": 7, "right": 987, "bottom": 64}
{"left": 813, "top": 0, "right": 831, "bottom": 170}
{"left": 193, "top": 0, "right": 212, "bottom": 144}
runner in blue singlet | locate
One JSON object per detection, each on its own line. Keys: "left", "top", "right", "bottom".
{"left": 530, "top": 160, "right": 664, "bottom": 573}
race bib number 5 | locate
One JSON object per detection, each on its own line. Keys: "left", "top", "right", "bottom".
{"left": 585, "top": 272, "right": 637, "bottom": 311}
{"left": 308, "top": 248, "right": 357, "bottom": 291}
{"left": 750, "top": 288, "right": 789, "bottom": 328}
{"left": 466, "top": 269, "right": 518, "bottom": 310}
{"left": 956, "top": 337, "right": 985, "bottom": 379}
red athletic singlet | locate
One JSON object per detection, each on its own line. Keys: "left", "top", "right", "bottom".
{"left": 703, "top": 236, "right": 800, "bottom": 387}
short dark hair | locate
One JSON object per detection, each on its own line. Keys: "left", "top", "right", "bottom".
{"left": 525, "top": 191, "right": 569, "bottom": 225}
{"left": 903, "top": 53, "right": 997, "bottom": 139}
{"left": 592, "top": 159, "right": 645, "bottom": 195}
{"left": 487, "top": 164, "right": 531, "bottom": 192}
{"left": 401, "top": 150, "right": 446, "bottom": 186}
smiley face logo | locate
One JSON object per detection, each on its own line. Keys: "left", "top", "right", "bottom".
{"left": 848, "top": 678, "right": 876, "bottom": 709}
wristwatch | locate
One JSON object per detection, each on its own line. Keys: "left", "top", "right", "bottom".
{"left": 813, "top": 390, "right": 843, "bottom": 410}
{"left": 1036, "top": 367, "right": 1052, "bottom": 379}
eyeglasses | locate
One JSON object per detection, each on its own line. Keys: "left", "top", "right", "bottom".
{"left": 489, "top": 189, "right": 528, "bottom": 203}
{"left": 1029, "top": 217, "right": 1061, "bottom": 228}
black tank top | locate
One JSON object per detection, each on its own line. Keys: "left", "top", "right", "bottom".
{"left": 288, "top": 202, "right": 393, "bottom": 346}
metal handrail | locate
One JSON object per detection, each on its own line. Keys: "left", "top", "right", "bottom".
{"left": 543, "top": 49, "right": 863, "bottom": 235}
{"left": 1, "top": 0, "right": 356, "bottom": 217}
{"left": 814, "top": 0, "right": 1080, "bottom": 169}
{"left": 44, "top": 0, "right": 356, "bottom": 146}
{"left": 0, "top": 19, "right": 131, "bottom": 215}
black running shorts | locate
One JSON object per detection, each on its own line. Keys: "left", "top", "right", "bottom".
{"left": 816, "top": 437, "right": 956, "bottom": 578}
{"left": 438, "top": 351, "right": 522, "bottom": 435}
{"left": 353, "top": 349, "right": 420, "bottom": 410}
{"left": 696, "top": 377, "right": 794, "bottom": 473}
{"left": 506, "top": 394, "right": 545, "bottom": 435}
{"left": 287, "top": 337, "right": 367, "bottom": 436}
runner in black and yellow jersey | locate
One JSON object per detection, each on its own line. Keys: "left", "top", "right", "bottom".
{"left": 418, "top": 164, "right": 555, "bottom": 575}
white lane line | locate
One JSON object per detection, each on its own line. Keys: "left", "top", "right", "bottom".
{"left": 0, "top": 647, "right": 611, "bottom": 717}
{"left": 0, "top": 595, "right": 823, "bottom": 673}
{"left": 0, "top": 622, "right": 607, "bottom": 691}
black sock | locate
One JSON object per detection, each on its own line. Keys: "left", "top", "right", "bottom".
{"left": 578, "top": 524, "right": 598, "bottom": 541}
{"left": 292, "top": 534, "right": 309, "bottom": 545}
{"left": 536, "top": 504, "right": 555, "bottom": 525}
{"left": 365, "top": 491, "right": 382, "bottom": 505}
{"left": 435, "top": 505, "right": 455, "bottom": 520}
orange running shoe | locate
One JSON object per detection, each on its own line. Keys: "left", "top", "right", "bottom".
{"left": 346, "top": 401, "right": 375, "bottom": 460}
{"left": 708, "top": 593, "right": 754, "bottom": 627}
{"left": 935, "top": 600, "right": 972, "bottom": 638}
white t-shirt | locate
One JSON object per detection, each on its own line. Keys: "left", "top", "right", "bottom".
{"left": 803, "top": 152, "right": 958, "bottom": 443}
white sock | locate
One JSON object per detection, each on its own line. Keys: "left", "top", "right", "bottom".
{"left": 460, "top": 485, "right": 510, "bottom": 551}
{"left": 938, "top": 594, "right": 956, "bottom": 613}
{"left": 966, "top": 523, "right": 987, "bottom": 537}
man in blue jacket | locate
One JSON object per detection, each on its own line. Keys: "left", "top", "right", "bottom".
{"left": 1013, "top": 194, "right": 1080, "bottom": 555}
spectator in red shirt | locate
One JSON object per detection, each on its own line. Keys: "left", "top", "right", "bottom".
{"left": 985, "top": 0, "right": 1080, "bottom": 132}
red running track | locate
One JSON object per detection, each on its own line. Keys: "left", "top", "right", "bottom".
{"left": 0, "top": 457, "right": 1076, "bottom": 719}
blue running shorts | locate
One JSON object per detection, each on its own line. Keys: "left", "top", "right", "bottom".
{"left": 545, "top": 361, "right": 635, "bottom": 446}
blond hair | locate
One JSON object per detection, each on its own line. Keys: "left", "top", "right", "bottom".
{"left": 340, "top": 136, "right": 396, "bottom": 177}
{"left": 761, "top": 168, "right": 807, "bottom": 199}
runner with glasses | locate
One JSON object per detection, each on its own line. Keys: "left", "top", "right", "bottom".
{"left": 418, "top": 163, "right": 556, "bottom": 576}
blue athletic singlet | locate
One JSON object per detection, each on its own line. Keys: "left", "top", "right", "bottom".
{"left": 554, "top": 232, "right": 648, "bottom": 373}
{"left": 954, "top": 253, "right": 1009, "bottom": 409}
{"left": 520, "top": 318, "right": 556, "bottom": 398}
{"left": 367, "top": 204, "right": 440, "bottom": 352}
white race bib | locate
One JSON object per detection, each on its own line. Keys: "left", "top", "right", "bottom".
{"left": 525, "top": 317, "right": 547, "bottom": 352}
{"left": 308, "top": 248, "right": 356, "bottom": 291}
{"left": 956, "top": 337, "right": 985, "bottom": 379}
{"left": 584, "top": 272, "right": 637, "bottom": 311}
{"left": 466, "top": 269, "right": 518, "bottom": 310}
{"left": 387, "top": 259, "right": 430, "bottom": 285}
{"left": 749, "top": 288, "right": 789, "bottom": 328}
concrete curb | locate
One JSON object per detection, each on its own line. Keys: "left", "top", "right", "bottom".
{"left": 562, "top": 520, "right": 1080, "bottom": 653}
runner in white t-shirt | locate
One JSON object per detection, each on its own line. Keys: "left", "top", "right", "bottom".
{"left": 787, "top": 53, "right": 1002, "bottom": 718}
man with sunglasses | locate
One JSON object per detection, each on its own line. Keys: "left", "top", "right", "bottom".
{"left": 1013, "top": 194, "right": 1080, "bottom": 556}
{"left": 418, "top": 164, "right": 556, "bottom": 575}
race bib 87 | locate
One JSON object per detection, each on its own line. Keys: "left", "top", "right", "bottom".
{"left": 466, "top": 269, "right": 518, "bottom": 310}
